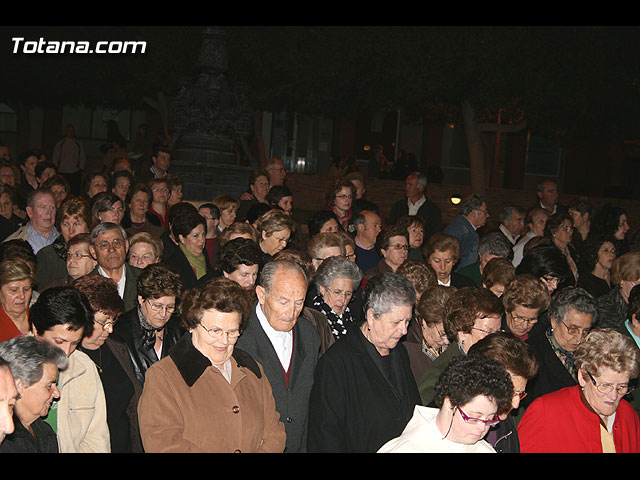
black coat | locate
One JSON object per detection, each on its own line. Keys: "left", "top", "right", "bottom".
{"left": 113, "top": 307, "right": 186, "bottom": 386}
{"left": 162, "top": 246, "right": 215, "bottom": 291}
{"left": 523, "top": 325, "right": 577, "bottom": 410}
{"left": 307, "top": 323, "right": 420, "bottom": 453}
{"left": 0, "top": 416, "right": 58, "bottom": 453}
{"left": 387, "top": 196, "right": 443, "bottom": 241}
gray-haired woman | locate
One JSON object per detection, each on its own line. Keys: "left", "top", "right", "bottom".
{"left": 310, "top": 255, "right": 362, "bottom": 340}
{"left": 0, "top": 336, "right": 67, "bottom": 453}
{"left": 308, "top": 272, "right": 421, "bottom": 452}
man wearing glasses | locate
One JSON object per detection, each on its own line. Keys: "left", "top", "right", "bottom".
{"left": 89, "top": 222, "right": 141, "bottom": 312}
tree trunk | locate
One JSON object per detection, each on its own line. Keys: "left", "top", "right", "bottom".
{"left": 461, "top": 101, "right": 486, "bottom": 195}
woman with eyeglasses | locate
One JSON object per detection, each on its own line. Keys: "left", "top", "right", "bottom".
{"left": 363, "top": 226, "right": 409, "bottom": 281}
{"left": 379, "top": 354, "right": 513, "bottom": 453}
{"left": 113, "top": 264, "right": 184, "bottom": 386}
{"left": 137, "top": 276, "right": 286, "bottom": 452}
{"left": 404, "top": 285, "right": 453, "bottom": 384}
{"left": 35, "top": 195, "right": 91, "bottom": 288}
{"left": 325, "top": 178, "right": 356, "bottom": 233}
{"left": 309, "top": 255, "right": 362, "bottom": 341}
{"left": 72, "top": 274, "right": 144, "bottom": 453}
{"left": 501, "top": 274, "right": 550, "bottom": 341}
{"left": 519, "top": 328, "right": 640, "bottom": 452}
{"left": 417, "top": 286, "right": 504, "bottom": 407}
{"left": 522, "top": 286, "right": 597, "bottom": 410}
{"left": 467, "top": 331, "right": 539, "bottom": 453}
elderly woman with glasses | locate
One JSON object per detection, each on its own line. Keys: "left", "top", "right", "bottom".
{"left": 519, "top": 328, "right": 640, "bottom": 452}
{"left": 417, "top": 286, "right": 505, "bottom": 407}
{"left": 72, "top": 274, "right": 144, "bottom": 453}
{"left": 501, "top": 274, "right": 550, "bottom": 341}
{"left": 309, "top": 255, "right": 362, "bottom": 341}
{"left": 363, "top": 226, "right": 409, "bottom": 281}
{"left": 114, "top": 263, "right": 184, "bottom": 386}
{"left": 35, "top": 195, "right": 91, "bottom": 288}
{"left": 522, "top": 286, "right": 598, "bottom": 410}
{"left": 404, "top": 285, "right": 453, "bottom": 384}
{"left": 137, "top": 277, "right": 286, "bottom": 453}
{"left": 378, "top": 354, "right": 513, "bottom": 453}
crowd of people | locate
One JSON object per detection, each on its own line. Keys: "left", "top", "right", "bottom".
{"left": 0, "top": 135, "right": 640, "bottom": 454}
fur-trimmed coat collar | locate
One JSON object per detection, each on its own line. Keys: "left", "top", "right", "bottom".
{"left": 169, "top": 332, "right": 261, "bottom": 387}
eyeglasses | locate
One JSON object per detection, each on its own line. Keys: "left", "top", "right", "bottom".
{"left": 65, "top": 251, "right": 93, "bottom": 261}
{"left": 456, "top": 407, "right": 500, "bottom": 426}
{"left": 474, "top": 208, "right": 490, "bottom": 216}
{"left": 145, "top": 299, "right": 176, "bottom": 314}
{"left": 510, "top": 313, "right": 538, "bottom": 325}
{"left": 152, "top": 187, "right": 169, "bottom": 193}
{"left": 199, "top": 324, "right": 241, "bottom": 340}
{"left": 386, "top": 243, "right": 409, "bottom": 251}
{"left": 587, "top": 371, "right": 633, "bottom": 396}
{"left": 559, "top": 320, "right": 590, "bottom": 338}
{"left": 559, "top": 224, "right": 574, "bottom": 233}
{"left": 324, "top": 287, "right": 353, "bottom": 299}
{"left": 335, "top": 194, "right": 353, "bottom": 200}
{"left": 95, "top": 316, "right": 118, "bottom": 330}
{"left": 541, "top": 275, "right": 559, "bottom": 286}
{"left": 513, "top": 389, "right": 528, "bottom": 400}
{"left": 472, "top": 326, "right": 501, "bottom": 336}
{"left": 95, "top": 238, "right": 125, "bottom": 250}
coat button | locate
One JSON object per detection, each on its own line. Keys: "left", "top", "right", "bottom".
{"left": 232, "top": 406, "right": 240, "bottom": 414}
{"left": 286, "top": 417, "right": 293, "bottom": 423}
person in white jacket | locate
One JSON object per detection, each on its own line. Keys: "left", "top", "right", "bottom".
{"left": 378, "top": 354, "right": 513, "bottom": 453}
{"left": 30, "top": 285, "right": 111, "bottom": 453}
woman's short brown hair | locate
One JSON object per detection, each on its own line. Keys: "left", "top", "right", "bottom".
{"left": 0, "top": 256, "right": 36, "bottom": 287}
{"left": 574, "top": 328, "right": 640, "bottom": 379}
{"left": 422, "top": 232, "right": 461, "bottom": 264}
{"left": 180, "top": 276, "right": 252, "bottom": 331}
{"left": 256, "top": 209, "right": 295, "bottom": 238}
{"left": 468, "top": 331, "right": 539, "bottom": 380}
{"left": 219, "top": 222, "right": 260, "bottom": 246}
{"left": 71, "top": 274, "right": 125, "bottom": 319}
{"left": 444, "top": 286, "right": 504, "bottom": 342}
{"left": 136, "top": 264, "right": 183, "bottom": 301}
{"left": 129, "top": 232, "right": 164, "bottom": 263}
{"left": 396, "top": 259, "right": 437, "bottom": 297}
{"left": 56, "top": 195, "right": 91, "bottom": 231}
{"left": 325, "top": 178, "right": 355, "bottom": 208}
{"left": 502, "top": 274, "right": 550, "bottom": 313}
{"left": 416, "top": 284, "right": 454, "bottom": 326}
{"left": 482, "top": 257, "right": 516, "bottom": 289}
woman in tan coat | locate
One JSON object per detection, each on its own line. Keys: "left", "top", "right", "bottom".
{"left": 137, "top": 277, "right": 286, "bottom": 453}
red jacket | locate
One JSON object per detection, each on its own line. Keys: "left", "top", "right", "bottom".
{"left": 518, "top": 384, "right": 640, "bottom": 453}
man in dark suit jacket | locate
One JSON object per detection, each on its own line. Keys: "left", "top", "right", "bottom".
{"left": 235, "top": 259, "right": 320, "bottom": 453}
{"left": 89, "top": 222, "right": 142, "bottom": 312}
{"left": 387, "top": 171, "right": 443, "bottom": 240}
{"left": 528, "top": 178, "right": 568, "bottom": 216}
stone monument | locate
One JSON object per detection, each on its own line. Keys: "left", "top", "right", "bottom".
{"left": 168, "top": 26, "right": 255, "bottom": 201}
